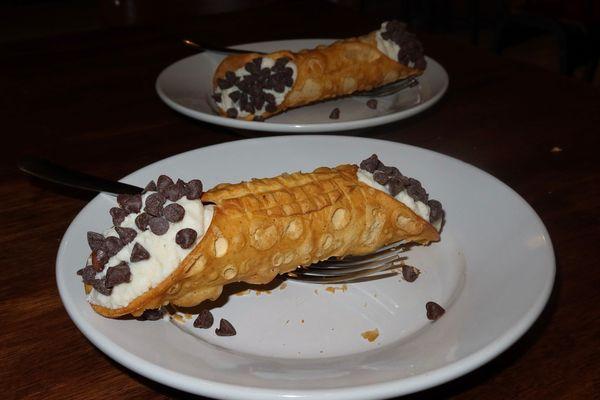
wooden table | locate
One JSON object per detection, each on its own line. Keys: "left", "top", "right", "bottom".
{"left": 2, "top": 1, "right": 598, "bottom": 398}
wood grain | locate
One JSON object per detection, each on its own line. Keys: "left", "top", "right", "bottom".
{"left": 1, "top": 1, "right": 599, "bottom": 399}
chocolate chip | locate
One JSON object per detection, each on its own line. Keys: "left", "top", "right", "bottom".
{"left": 193, "top": 309, "right": 214, "bottom": 329}
{"left": 215, "top": 318, "right": 236, "bottom": 336}
{"left": 110, "top": 207, "right": 129, "bottom": 226}
{"left": 143, "top": 180, "right": 157, "bottom": 193}
{"left": 105, "top": 236, "right": 124, "bottom": 257}
{"left": 359, "top": 154, "right": 381, "bottom": 173}
{"left": 284, "top": 76, "right": 294, "bottom": 87}
{"left": 225, "top": 71, "right": 236, "bottom": 83}
{"left": 87, "top": 232, "right": 105, "bottom": 251}
{"left": 428, "top": 199, "right": 444, "bottom": 223}
{"left": 367, "top": 99, "right": 378, "bottom": 109}
{"left": 388, "top": 177, "right": 405, "bottom": 197}
{"left": 117, "top": 194, "right": 142, "bottom": 213}
{"left": 329, "top": 108, "right": 340, "bottom": 119}
{"left": 130, "top": 243, "right": 150, "bottom": 262}
{"left": 91, "top": 248, "right": 109, "bottom": 271}
{"left": 115, "top": 226, "right": 137, "bottom": 245}
{"left": 378, "top": 165, "right": 401, "bottom": 178}
{"left": 175, "top": 228, "right": 197, "bottom": 249}
{"left": 226, "top": 108, "right": 238, "bottom": 118}
{"left": 92, "top": 278, "right": 112, "bottom": 296}
{"left": 136, "top": 309, "right": 164, "bottom": 321}
{"left": 406, "top": 178, "right": 428, "bottom": 203}
{"left": 135, "top": 212, "right": 151, "bottom": 231}
{"left": 157, "top": 175, "right": 174, "bottom": 193}
{"left": 426, "top": 301, "right": 445, "bottom": 321}
{"left": 402, "top": 265, "right": 420, "bottom": 282}
{"left": 149, "top": 217, "right": 169, "bottom": 235}
{"left": 105, "top": 261, "right": 131, "bottom": 288}
{"left": 229, "top": 90, "right": 242, "bottom": 103}
{"left": 163, "top": 181, "right": 185, "bottom": 202}
{"left": 245, "top": 59, "right": 260, "bottom": 74}
{"left": 274, "top": 57, "right": 290, "bottom": 69}
{"left": 212, "top": 93, "right": 222, "bottom": 103}
{"left": 144, "top": 192, "right": 166, "bottom": 216}
{"left": 164, "top": 203, "right": 185, "bottom": 223}
{"left": 217, "top": 78, "right": 233, "bottom": 90}
{"left": 373, "top": 170, "right": 390, "bottom": 185}
{"left": 185, "top": 179, "right": 203, "bottom": 200}
{"left": 265, "top": 103, "right": 277, "bottom": 113}
{"left": 78, "top": 265, "right": 97, "bottom": 285}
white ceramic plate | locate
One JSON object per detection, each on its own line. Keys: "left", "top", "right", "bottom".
{"left": 155, "top": 39, "right": 449, "bottom": 132}
{"left": 57, "top": 136, "right": 554, "bottom": 400}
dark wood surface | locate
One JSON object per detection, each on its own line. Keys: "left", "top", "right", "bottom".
{"left": 1, "top": 1, "right": 599, "bottom": 399}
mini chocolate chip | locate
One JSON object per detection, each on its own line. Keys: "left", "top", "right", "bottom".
{"left": 265, "top": 103, "right": 277, "bottom": 113}
{"left": 402, "top": 265, "right": 420, "bottom": 282}
{"left": 117, "top": 194, "right": 142, "bottom": 213}
{"left": 329, "top": 108, "right": 340, "bottom": 119}
{"left": 244, "top": 59, "right": 259, "bottom": 74}
{"left": 225, "top": 71, "right": 236, "bottom": 83}
{"left": 359, "top": 154, "right": 381, "bottom": 173}
{"left": 105, "top": 261, "right": 131, "bottom": 288}
{"left": 254, "top": 115, "right": 265, "bottom": 122}
{"left": 373, "top": 170, "right": 390, "bottom": 185}
{"left": 428, "top": 199, "right": 444, "bottom": 223}
{"left": 378, "top": 165, "right": 401, "bottom": 178}
{"left": 105, "top": 236, "right": 124, "bottom": 257}
{"left": 406, "top": 178, "right": 428, "bottom": 202}
{"left": 115, "top": 226, "right": 137, "bottom": 245}
{"left": 212, "top": 93, "right": 222, "bottom": 103}
{"left": 92, "top": 278, "right": 113, "bottom": 296}
{"left": 164, "top": 203, "right": 185, "bottom": 223}
{"left": 144, "top": 192, "right": 166, "bottom": 217}
{"left": 157, "top": 175, "right": 174, "bottom": 193}
{"left": 163, "top": 181, "right": 185, "bottom": 202}
{"left": 135, "top": 212, "right": 151, "bottom": 231}
{"left": 282, "top": 67, "right": 293, "bottom": 77}
{"left": 110, "top": 207, "right": 129, "bottom": 226}
{"left": 91, "top": 248, "right": 109, "bottom": 271}
{"left": 426, "top": 301, "right": 445, "bottom": 321}
{"left": 215, "top": 318, "right": 236, "bottom": 336}
{"left": 226, "top": 108, "right": 238, "bottom": 118}
{"left": 130, "top": 243, "right": 150, "bottom": 262}
{"left": 79, "top": 265, "right": 97, "bottom": 285}
{"left": 274, "top": 57, "right": 290, "bottom": 69}
{"left": 217, "top": 78, "right": 232, "bottom": 90}
{"left": 149, "top": 217, "right": 169, "bottom": 235}
{"left": 264, "top": 93, "right": 276, "bottom": 105}
{"left": 366, "top": 99, "right": 378, "bottom": 109}
{"left": 193, "top": 309, "right": 214, "bottom": 329}
{"left": 143, "top": 180, "right": 157, "bottom": 193}
{"left": 273, "top": 82, "right": 285, "bottom": 93}
{"left": 229, "top": 90, "right": 242, "bottom": 103}
{"left": 136, "top": 309, "right": 164, "bottom": 321}
{"left": 175, "top": 228, "right": 197, "bottom": 249}
{"left": 185, "top": 179, "right": 203, "bottom": 200}
{"left": 388, "top": 178, "right": 405, "bottom": 197}
{"left": 284, "top": 76, "right": 294, "bottom": 87}
{"left": 87, "top": 232, "right": 105, "bottom": 251}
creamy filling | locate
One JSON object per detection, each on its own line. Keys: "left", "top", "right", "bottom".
{"left": 375, "top": 22, "right": 407, "bottom": 65}
{"left": 214, "top": 57, "right": 297, "bottom": 118}
{"left": 87, "top": 193, "right": 214, "bottom": 309}
{"left": 357, "top": 169, "right": 442, "bottom": 231}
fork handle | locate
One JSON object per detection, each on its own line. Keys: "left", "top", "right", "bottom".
{"left": 18, "top": 156, "right": 143, "bottom": 196}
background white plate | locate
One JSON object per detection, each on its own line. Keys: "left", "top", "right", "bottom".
{"left": 57, "top": 136, "right": 554, "bottom": 400}
{"left": 156, "top": 39, "right": 449, "bottom": 132}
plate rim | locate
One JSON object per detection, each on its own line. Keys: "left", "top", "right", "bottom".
{"left": 56, "top": 135, "right": 555, "bottom": 400}
{"left": 155, "top": 38, "right": 449, "bottom": 132}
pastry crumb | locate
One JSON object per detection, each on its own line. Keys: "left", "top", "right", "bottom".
{"left": 361, "top": 329, "right": 379, "bottom": 342}
{"left": 314, "top": 289, "right": 319, "bottom": 295}
{"left": 183, "top": 313, "right": 193, "bottom": 319}
{"left": 301, "top": 319, "right": 304, "bottom": 324}
{"left": 550, "top": 146, "right": 562, "bottom": 153}
{"left": 234, "top": 289, "right": 250, "bottom": 296}
{"left": 170, "top": 314, "right": 185, "bottom": 323}
{"left": 279, "top": 282, "right": 288, "bottom": 290}
{"left": 325, "top": 284, "right": 348, "bottom": 293}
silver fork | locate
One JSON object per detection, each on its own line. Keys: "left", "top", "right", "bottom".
{"left": 18, "top": 157, "right": 410, "bottom": 283}
{"left": 183, "top": 39, "right": 420, "bottom": 98}
{"left": 287, "top": 241, "right": 408, "bottom": 283}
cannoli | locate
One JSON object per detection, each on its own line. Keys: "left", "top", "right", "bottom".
{"left": 78, "top": 155, "right": 444, "bottom": 318}
{"left": 212, "top": 21, "right": 426, "bottom": 120}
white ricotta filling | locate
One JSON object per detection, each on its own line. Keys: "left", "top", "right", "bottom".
{"left": 357, "top": 168, "right": 442, "bottom": 230}
{"left": 215, "top": 57, "right": 297, "bottom": 117}
{"left": 87, "top": 193, "right": 214, "bottom": 309}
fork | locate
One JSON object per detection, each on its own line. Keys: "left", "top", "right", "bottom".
{"left": 182, "top": 39, "right": 420, "bottom": 98}
{"left": 19, "top": 156, "right": 409, "bottom": 283}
